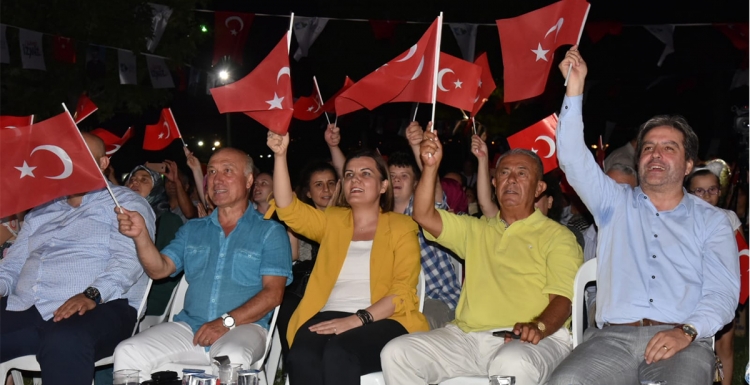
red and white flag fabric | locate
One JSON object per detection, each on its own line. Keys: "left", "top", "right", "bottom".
{"left": 213, "top": 11, "right": 254, "bottom": 65}
{"left": 738, "top": 232, "right": 749, "bottom": 304}
{"left": 210, "top": 34, "right": 293, "bottom": 135}
{"left": 143, "top": 108, "right": 181, "bottom": 151}
{"left": 322, "top": 76, "right": 355, "bottom": 114}
{"left": 496, "top": 0, "right": 590, "bottom": 103}
{"left": 91, "top": 127, "right": 133, "bottom": 156}
{"left": 335, "top": 18, "right": 439, "bottom": 116}
{"left": 293, "top": 79, "right": 325, "bottom": 121}
{"left": 471, "top": 53, "right": 497, "bottom": 116}
{"left": 74, "top": 94, "right": 98, "bottom": 123}
{"left": 506, "top": 114, "right": 559, "bottom": 174}
{"left": 53, "top": 36, "right": 76, "bottom": 63}
{"left": 0, "top": 115, "right": 34, "bottom": 129}
{"left": 0, "top": 112, "right": 107, "bottom": 218}
{"left": 436, "top": 52, "right": 481, "bottom": 112}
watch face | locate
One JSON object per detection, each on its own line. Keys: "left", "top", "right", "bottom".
{"left": 224, "top": 316, "right": 235, "bottom": 327}
{"left": 85, "top": 287, "right": 99, "bottom": 299}
{"left": 683, "top": 324, "right": 697, "bottom": 336}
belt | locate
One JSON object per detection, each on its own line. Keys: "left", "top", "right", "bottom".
{"left": 604, "top": 319, "right": 678, "bottom": 327}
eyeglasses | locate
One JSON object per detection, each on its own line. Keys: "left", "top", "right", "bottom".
{"left": 690, "top": 186, "right": 719, "bottom": 197}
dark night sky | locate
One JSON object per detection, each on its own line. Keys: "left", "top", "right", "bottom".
{"left": 98, "top": 0, "right": 748, "bottom": 183}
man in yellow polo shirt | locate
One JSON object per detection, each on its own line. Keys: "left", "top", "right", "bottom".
{"left": 381, "top": 129, "right": 582, "bottom": 385}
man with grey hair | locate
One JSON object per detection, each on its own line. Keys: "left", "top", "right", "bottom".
{"left": 112, "top": 148, "right": 292, "bottom": 380}
{"left": 549, "top": 47, "right": 738, "bottom": 385}
{"left": 380, "top": 131, "right": 583, "bottom": 385}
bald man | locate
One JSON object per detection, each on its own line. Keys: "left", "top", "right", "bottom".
{"left": 0, "top": 133, "right": 155, "bottom": 385}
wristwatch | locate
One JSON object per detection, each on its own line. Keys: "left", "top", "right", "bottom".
{"left": 222, "top": 313, "right": 236, "bottom": 330}
{"left": 676, "top": 324, "right": 698, "bottom": 342}
{"left": 535, "top": 320, "right": 547, "bottom": 335}
{"left": 83, "top": 287, "right": 101, "bottom": 305}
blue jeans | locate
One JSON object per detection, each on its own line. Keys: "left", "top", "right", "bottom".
{"left": 548, "top": 325, "right": 714, "bottom": 385}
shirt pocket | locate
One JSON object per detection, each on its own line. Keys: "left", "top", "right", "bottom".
{"left": 183, "top": 246, "right": 210, "bottom": 279}
{"left": 231, "top": 248, "right": 262, "bottom": 286}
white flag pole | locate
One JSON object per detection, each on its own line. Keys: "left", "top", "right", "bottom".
{"left": 564, "top": 4, "right": 591, "bottom": 86}
{"left": 313, "top": 76, "right": 331, "bottom": 124}
{"left": 167, "top": 108, "right": 188, "bottom": 148}
{"left": 287, "top": 12, "right": 295, "bottom": 53}
{"left": 412, "top": 103, "right": 419, "bottom": 122}
{"left": 61, "top": 103, "right": 122, "bottom": 210}
{"left": 429, "top": 12, "right": 443, "bottom": 132}
{"left": 29, "top": 115, "right": 34, "bottom": 125}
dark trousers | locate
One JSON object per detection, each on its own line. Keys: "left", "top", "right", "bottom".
{"left": 287, "top": 311, "right": 408, "bottom": 385}
{"left": 277, "top": 291, "right": 302, "bottom": 359}
{"left": 0, "top": 296, "right": 136, "bottom": 385}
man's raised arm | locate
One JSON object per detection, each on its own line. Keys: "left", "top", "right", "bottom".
{"left": 116, "top": 207, "right": 176, "bottom": 279}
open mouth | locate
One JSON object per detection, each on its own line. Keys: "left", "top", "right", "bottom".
{"left": 350, "top": 187, "right": 364, "bottom": 194}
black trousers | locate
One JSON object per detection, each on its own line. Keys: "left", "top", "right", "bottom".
{"left": 286, "top": 311, "right": 408, "bottom": 385}
{"left": 0, "top": 296, "right": 136, "bottom": 385}
{"left": 277, "top": 291, "right": 302, "bottom": 359}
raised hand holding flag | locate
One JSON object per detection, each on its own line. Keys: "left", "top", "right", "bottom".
{"left": 506, "top": 114, "right": 559, "bottom": 173}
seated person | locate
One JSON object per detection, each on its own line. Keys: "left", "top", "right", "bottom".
{"left": 113, "top": 148, "right": 291, "bottom": 381}
{"left": 0, "top": 134, "right": 154, "bottom": 385}
{"left": 381, "top": 130, "right": 582, "bottom": 385}
{"left": 267, "top": 131, "right": 428, "bottom": 385}
{"left": 548, "top": 46, "right": 739, "bottom": 385}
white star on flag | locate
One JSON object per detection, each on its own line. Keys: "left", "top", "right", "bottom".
{"left": 231, "top": 29, "right": 237, "bottom": 36}
{"left": 479, "top": 79, "right": 483, "bottom": 88}
{"left": 454, "top": 79, "right": 463, "bottom": 88}
{"left": 158, "top": 133, "right": 164, "bottom": 139}
{"left": 531, "top": 43, "right": 549, "bottom": 62}
{"left": 266, "top": 93, "right": 284, "bottom": 110}
{"left": 307, "top": 106, "right": 314, "bottom": 112}
{"left": 15, "top": 161, "right": 36, "bottom": 178}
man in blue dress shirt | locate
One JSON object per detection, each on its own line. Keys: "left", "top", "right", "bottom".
{"left": 548, "top": 47, "right": 739, "bottom": 385}
{"left": 113, "top": 148, "right": 292, "bottom": 380}
{"left": 0, "top": 133, "right": 156, "bottom": 385}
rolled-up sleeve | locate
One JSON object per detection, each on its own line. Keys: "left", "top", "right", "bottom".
{"left": 259, "top": 222, "right": 293, "bottom": 285}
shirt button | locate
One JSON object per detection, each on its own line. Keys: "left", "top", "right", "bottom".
{"left": 215, "top": 275, "right": 221, "bottom": 280}
{"left": 643, "top": 196, "right": 647, "bottom": 200}
{"left": 654, "top": 234, "right": 658, "bottom": 238}
{"left": 564, "top": 105, "right": 568, "bottom": 109}
{"left": 650, "top": 299, "right": 654, "bottom": 302}
{"left": 656, "top": 213, "right": 660, "bottom": 217}
{"left": 652, "top": 275, "right": 655, "bottom": 279}
{"left": 211, "top": 299, "right": 216, "bottom": 303}
{"left": 652, "top": 255, "right": 657, "bottom": 259}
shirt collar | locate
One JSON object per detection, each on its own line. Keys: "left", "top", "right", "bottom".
{"left": 632, "top": 186, "right": 692, "bottom": 214}
{"left": 209, "top": 204, "right": 258, "bottom": 228}
{"left": 494, "top": 207, "right": 546, "bottom": 228}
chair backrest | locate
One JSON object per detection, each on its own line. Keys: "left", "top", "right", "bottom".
{"left": 250, "top": 305, "right": 281, "bottom": 372}
{"left": 572, "top": 258, "right": 597, "bottom": 347}
{"left": 168, "top": 275, "right": 189, "bottom": 322}
{"left": 417, "top": 269, "right": 426, "bottom": 313}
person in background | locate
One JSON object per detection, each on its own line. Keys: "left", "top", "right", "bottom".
{"left": 252, "top": 172, "right": 275, "bottom": 216}
{"left": 164, "top": 160, "right": 197, "bottom": 223}
{"left": 268, "top": 131, "right": 427, "bottom": 385}
{"left": 184, "top": 148, "right": 208, "bottom": 211}
{"left": 685, "top": 167, "right": 744, "bottom": 385}
{"left": 603, "top": 133, "right": 637, "bottom": 173}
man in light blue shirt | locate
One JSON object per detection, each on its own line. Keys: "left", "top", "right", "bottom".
{"left": 0, "top": 134, "right": 155, "bottom": 385}
{"left": 113, "top": 148, "right": 292, "bottom": 380}
{"left": 549, "top": 47, "right": 739, "bottom": 385}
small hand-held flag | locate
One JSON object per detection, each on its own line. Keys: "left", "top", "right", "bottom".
{"left": 293, "top": 76, "right": 326, "bottom": 121}
{"left": 143, "top": 108, "right": 182, "bottom": 151}
{"left": 470, "top": 53, "right": 497, "bottom": 116}
{"left": 322, "top": 76, "right": 355, "bottom": 115}
{"left": 0, "top": 115, "right": 34, "bottom": 128}
{"left": 506, "top": 114, "right": 559, "bottom": 174}
{"left": 435, "top": 52, "right": 482, "bottom": 112}
{"left": 91, "top": 127, "right": 133, "bottom": 157}
{"left": 738, "top": 232, "right": 749, "bottom": 304}
{"left": 74, "top": 93, "right": 98, "bottom": 123}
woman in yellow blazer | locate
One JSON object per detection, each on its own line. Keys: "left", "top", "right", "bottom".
{"left": 267, "top": 131, "right": 428, "bottom": 385}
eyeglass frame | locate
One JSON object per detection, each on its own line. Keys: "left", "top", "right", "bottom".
{"left": 689, "top": 186, "right": 720, "bottom": 197}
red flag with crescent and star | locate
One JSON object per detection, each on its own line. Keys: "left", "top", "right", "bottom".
{"left": 435, "top": 52, "right": 481, "bottom": 112}
{"left": 738, "top": 232, "right": 749, "bottom": 304}
{"left": 496, "top": 0, "right": 590, "bottom": 103}
{"left": 293, "top": 78, "right": 325, "bottom": 121}
{"left": 506, "top": 114, "right": 559, "bottom": 174}
{"left": 0, "top": 112, "right": 107, "bottom": 218}
{"left": 470, "top": 53, "right": 497, "bottom": 116}
{"left": 322, "top": 76, "right": 355, "bottom": 114}
{"left": 143, "top": 108, "right": 181, "bottom": 151}
{"left": 335, "top": 18, "right": 439, "bottom": 116}
{"left": 91, "top": 127, "right": 133, "bottom": 157}
{"left": 0, "top": 115, "right": 34, "bottom": 129}
{"left": 210, "top": 34, "right": 293, "bottom": 135}
{"left": 213, "top": 11, "right": 255, "bottom": 65}
{"left": 74, "top": 93, "right": 98, "bottom": 123}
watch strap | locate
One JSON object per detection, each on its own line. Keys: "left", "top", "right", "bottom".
{"left": 222, "top": 313, "right": 236, "bottom": 330}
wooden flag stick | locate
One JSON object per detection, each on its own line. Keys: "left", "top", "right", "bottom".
{"left": 413, "top": 103, "right": 419, "bottom": 122}
{"left": 61, "top": 103, "right": 122, "bottom": 210}
{"left": 472, "top": 117, "right": 477, "bottom": 136}
{"left": 313, "top": 76, "right": 331, "bottom": 124}
{"left": 287, "top": 12, "right": 295, "bottom": 53}
{"left": 167, "top": 108, "right": 188, "bottom": 148}
{"left": 429, "top": 12, "right": 444, "bottom": 132}
{"left": 565, "top": 4, "right": 591, "bottom": 87}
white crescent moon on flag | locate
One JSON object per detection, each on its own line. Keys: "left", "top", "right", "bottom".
{"left": 30, "top": 145, "right": 73, "bottom": 180}
{"left": 312, "top": 95, "right": 322, "bottom": 113}
{"left": 162, "top": 121, "right": 171, "bottom": 139}
{"left": 396, "top": 44, "right": 417, "bottom": 62}
{"left": 277, "top": 67, "right": 291, "bottom": 84}
{"left": 225, "top": 16, "right": 245, "bottom": 32}
{"left": 106, "top": 144, "right": 121, "bottom": 155}
{"left": 411, "top": 57, "right": 425, "bottom": 80}
{"left": 437, "top": 68, "right": 454, "bottom": 92}
{"left": 544, "top": 18, "right": 564, "bottom": 42}
{"left": 533, "top": 136, "right": 556, "bottom": 158}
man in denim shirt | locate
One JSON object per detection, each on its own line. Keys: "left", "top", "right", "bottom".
{"left": 114, "top": 148, "right": 292, "bottom": 380}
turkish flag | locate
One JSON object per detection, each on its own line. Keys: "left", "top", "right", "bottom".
{"left": 506, "top": 114, "right": 559, "bottom": 174}
{"left": 738, "top": 232, "right": 749, "bottom": 304}
{"left": 322, "top": 76, "right": 355, "bottom": 114}
{"left": 0, "top": 115, "right": 34, "bottom": 129}
{"left": 74, "top": 93, "right": 98, "bottom": 123}
{"left": 293, "top": 80, "right": 324, "bottom": 121}
{"left": 0, "top": 112, "right": 107, "bottom": 218}
{"left": 336, "top": 18, "right": 439, "bottom": 116}
{"left": 91, "top": 127, "right": 133, "bottom": 157}
{"left": 436, "top": 52, "right": 481, "bottom": 111}
{"left": 496, "top": 0, "right": 590, "bottom": 102}
{"left": 53, "top": 36, "right": 76, "bottom": 63}
{"left": 143, "top": 108, "right": 181, "bottom": 151}
{"left": 213, "top": 11, "right": 254, "bottom": 65}
{"left": 210, "top": 34, "right": 293, "bottom": 135}
{"left": 470, "top": 52, "right": 497, "bottom": 116}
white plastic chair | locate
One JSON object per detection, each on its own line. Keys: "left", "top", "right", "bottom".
{"left": 151, "top": 275, "right": 281, "bottom": 385}
{"left": 572, "top": 258, "right": 597, "bottom": 348}
{"left": 138, "top": 278, "right": 181, "bottom": 332}
{"left": 1, "top": 278, "right": 153, "bottom": 385}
